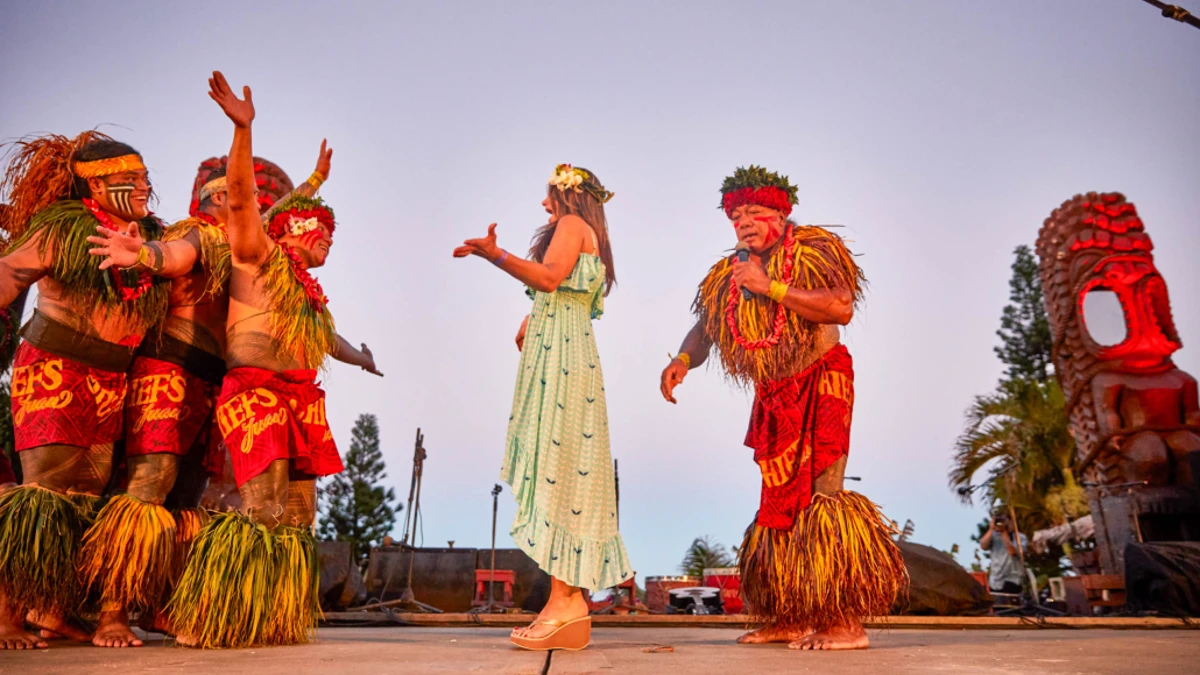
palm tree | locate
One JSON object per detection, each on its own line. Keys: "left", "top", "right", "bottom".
{"left": 948, "top": 377, "right": 1084, "bottom": 535}
{"left": 679, "top": 535, "right": 735, "bottom": 578}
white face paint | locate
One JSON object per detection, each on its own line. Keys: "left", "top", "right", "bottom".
{"left": 104, "top": 183, "right": 148, "bottom": 219}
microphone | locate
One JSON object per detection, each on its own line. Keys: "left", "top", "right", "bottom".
{"left": 735, "top": 243, "right": 752, "bottom": 300}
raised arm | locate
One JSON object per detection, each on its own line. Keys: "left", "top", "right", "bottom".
{"left": 453, "top": 215, "right": 589, "bottom": 293}
{"left": 87, "top": 224, "right": 200, "bottom": 279}
{"left": 0, "top": 233, "right": 49, "bottom": 307}
{"left": 288, "top": 140, "right": 332, "bottom": 201}
{"left": 979, "top": 517, "right": 995, "bottom": 550}
{"left": 208, "top": 71, "right": 272, "bottom": 266}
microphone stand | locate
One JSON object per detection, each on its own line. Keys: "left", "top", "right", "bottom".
{"left": 473, "top": 484, "right": 506, "bottom": 613}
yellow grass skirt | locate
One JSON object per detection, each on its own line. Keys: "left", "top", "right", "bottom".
{"left": 738, "top": 490, "right": 908, "bottom": 631}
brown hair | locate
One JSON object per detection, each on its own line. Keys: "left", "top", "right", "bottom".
{"left": 528, "top": 167, "right": 616, "bottom": 295}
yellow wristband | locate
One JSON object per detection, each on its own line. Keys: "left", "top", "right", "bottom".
{"left": 767, "top": 280, "right": 788, "bottom": 303}
{"left": 672, "top": 352, "right": 691, "bottom": 369}
{"left": 122, "top": 245, "right": 150, "bottom": 271}
{"left": 306, "top": 171, "right": 326, "bottom": 189}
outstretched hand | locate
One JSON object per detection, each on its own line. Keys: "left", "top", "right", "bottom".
{"left": 87, "top": 223, "right": 144, "bottom": 271}
{"left": 452, "top": 223, "right": 502, "bottom": 262}
{"left": 208, "top": 71, "right": 255, "bottom": 128}
{"left": 314, "top": 139, "right": 333, "bottom": 180}
{"left": 359, "top": 343, "right": 383, "bottom": 377}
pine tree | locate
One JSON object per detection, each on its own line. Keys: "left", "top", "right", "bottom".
{"left": 318, "top": 414, "right": 400, "bottom": 567}
{"left": 993, "top": 245, "right": 1053, "bottom": 383}
{"left": 951, "top": 245, "right": 1080, "bottom": 578}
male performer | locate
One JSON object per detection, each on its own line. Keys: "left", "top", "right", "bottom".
{"left": 166, "top": 71, "right": 345, "bottom": 649}
{"left": 659, "top": 166, "right": 906, "bottom": 651}
{"left": 0, "top": 132, "right": 169, "bottom": 650}
{"left": 83, "top": 146, "right": 379, "bottom": 647}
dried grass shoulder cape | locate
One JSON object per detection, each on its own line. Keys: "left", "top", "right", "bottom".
{"left": 694, "top": 223, "right": 864, "bottom": 384}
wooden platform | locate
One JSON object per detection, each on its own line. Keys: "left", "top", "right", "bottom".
{"left": 322, "top": 611, "right": 1197, "bottom": 630}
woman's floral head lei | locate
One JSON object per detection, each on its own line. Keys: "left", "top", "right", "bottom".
{"left": 548, "top": 164, "right": 614, "bottom": 204}
{"left": 265, "top": 194, "right": 336, "bottom": 240}
{"left": 719, "top": 165, "right": 798, "bottom": 219}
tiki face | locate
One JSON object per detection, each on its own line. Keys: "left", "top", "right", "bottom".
{"left": 1077, "top": 255, "right": 1180, "bottom": 369}
{"left": 1056, "top": 196, "right": 1181, "bottom": 371}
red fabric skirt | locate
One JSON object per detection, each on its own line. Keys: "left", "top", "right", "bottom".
{"left": 215, "top": 367, "right": 341, "bottom": 487}
{"left": 124, "top": 356, "right": 220, "bottom": 462}
{"left": 10, "top": 343, "right": 128, "bottom": 451}
{"left": 745, "top": 344, "right": 854, "bottom": 530}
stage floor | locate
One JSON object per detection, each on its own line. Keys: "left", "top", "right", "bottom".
{"left": 2, "top": 626, "right": 1197, "bottom": 674}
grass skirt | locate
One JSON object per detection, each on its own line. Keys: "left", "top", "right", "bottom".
{"left": 78, "top": 493, "right": 177, "bottom": 612}
{"left": 738, "top": 490, "right": 908, "bottom": 631}
{"left": 0, "top": 485, "right": 88, "bottom": 615}
{"left": 167, "top": 511, "right": 319, "bottom": 648}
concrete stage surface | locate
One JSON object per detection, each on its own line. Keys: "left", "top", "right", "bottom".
{"left": 1, "top": 626, "right": 1197, "bottom": 674}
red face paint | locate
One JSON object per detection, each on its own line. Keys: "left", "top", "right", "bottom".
{"left": 298, "top": 229, "right": 325, "bottom": 249}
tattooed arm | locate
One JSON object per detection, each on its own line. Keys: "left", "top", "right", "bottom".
{"left": 88, "top": 227, "right": 200, "bottom": 278}
{"left": 0, "top": 233, "right": 50, "bottom": 307}
{"left": 208, "top": 71, "right": 272, "bottom": 266}
{"left": 332, "top": 334, "right": 383, "bottom": 376}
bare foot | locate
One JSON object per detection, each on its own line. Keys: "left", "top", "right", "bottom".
{"left": 28, "top": 610, "right": 92, "bottom": 643}
{"left": 1, "top": 597, "right": 45, "bottom": 650}
{"left": 174, "top": 632, "right": 199, "bottom": 648}
{"left": 137, "top": 609, "right": 174, "bottom": 637}
{"left": 737, "top": 625, "right": 811, "bottom": 644}
{"left": 92, "top": 610, "right": 143, "bottom": 648}
{"left": 0, "top": 622, "right": 47, "bottom": 650}
{"left": 512, "top": 594, "right": 589, "bottom": 640}
{"left": 788, "top": 622, "right": 869, "bottom": 651}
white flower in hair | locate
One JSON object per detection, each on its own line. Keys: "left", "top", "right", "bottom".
{"left": 549, "top": 164, "right": 587, "bottom": 192}
{"left": 288, "top": 216, "right": 321, "bottom": 236}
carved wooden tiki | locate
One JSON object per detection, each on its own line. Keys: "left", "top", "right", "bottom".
{"left": 1037, "top": 192, "right": 1200, "bottom": 574}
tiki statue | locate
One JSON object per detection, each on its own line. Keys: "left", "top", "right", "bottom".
{"left": 1037, "top": 192, "right": 1200, "bottom": 571}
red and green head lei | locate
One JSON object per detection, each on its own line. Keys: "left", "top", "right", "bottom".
{"left": 719, "top": 165, "right": 798, "bottom": 219}
{"left": 265, "top": 194, "right": 336, "bottom": 241}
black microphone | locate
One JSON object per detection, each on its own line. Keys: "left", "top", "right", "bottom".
{"left": 735, "top": 243, "right": 752, "bottom": 300}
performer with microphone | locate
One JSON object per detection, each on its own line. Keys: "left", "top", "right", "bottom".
{"left": 658, "top": 166, "right": 906, "bottom": 652}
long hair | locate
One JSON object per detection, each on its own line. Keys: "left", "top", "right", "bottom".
{"left": 528, "top": 167, "right": 616, "bottom": 295}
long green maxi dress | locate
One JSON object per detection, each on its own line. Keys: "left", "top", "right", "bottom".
{"left": 501, "top": 251, "right": 632, "bottom": 591}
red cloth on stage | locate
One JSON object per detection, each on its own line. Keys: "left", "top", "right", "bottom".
{"left": 745, "top": 344, "right": 854, "bottom": 530}
{"left": 124, "top": 356, "right": 220, "bottom": 462}
{"left": 10, "top": 343, "right": 128, "bottom": 451}
{"left": 215, "top": 366, "right": 341, "bottom": 487}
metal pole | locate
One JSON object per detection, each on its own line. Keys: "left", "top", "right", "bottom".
{"left": 1139, "top": 0, "right": 1200, "bottom": 31}
{"left": 489, "top": 483, "right": 501, "bottom": 611}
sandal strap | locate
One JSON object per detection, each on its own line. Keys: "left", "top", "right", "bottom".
{"left": 525, "top": 616, "right": 589, "bottom": 629}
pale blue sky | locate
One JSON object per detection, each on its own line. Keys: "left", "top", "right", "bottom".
{"left": 3, "top": 1, "right": 1198, "bottom": 578}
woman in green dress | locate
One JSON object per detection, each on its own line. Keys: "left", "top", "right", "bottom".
{"left": 453, "top": 165, "right": 630, "bottom": 651}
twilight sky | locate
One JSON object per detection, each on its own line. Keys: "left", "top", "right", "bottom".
{"left": 3, "top": 1, "right": 1198, "bottom": 579}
